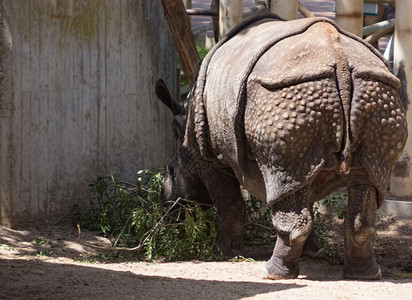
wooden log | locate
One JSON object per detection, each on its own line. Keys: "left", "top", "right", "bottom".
{"left": 364, "top": 24, "right": 394, "bottom": 44}
{"left": 160, "top": 0, "right": 200, "bottom": 87}
{"left": 298, "top": 1, "right": 315, "bottom": 18}
{"left": 363, "top": 19, "right": 395, "bottom": 36}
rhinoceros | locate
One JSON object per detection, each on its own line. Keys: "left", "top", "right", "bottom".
{"left": 155, "top": 13, "right": 408, "bottom": 280}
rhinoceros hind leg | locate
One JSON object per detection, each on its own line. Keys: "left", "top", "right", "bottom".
{"left": 301, "top": 204, "right": 324, "bottom": 258}
{"left": 262, "top": 190, "right": 312, "bottom": 279}
{"left": 261, "top": 255, "right": 300, "bottom": 280}
{"left": 343, "top": 182, "right": 381, "bottom": 280}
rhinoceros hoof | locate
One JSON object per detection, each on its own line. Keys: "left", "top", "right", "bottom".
{"left": 261, "top": 257, "right": 299, "bottom": 280}
{"left": 343, "top": 261, "right": 382, "bottom": 280}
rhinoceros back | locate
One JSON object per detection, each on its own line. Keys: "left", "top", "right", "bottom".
{"left": 200, "top": 17, "right": 334, "bottom": 174}
{"left": 193, "top": 15, "right": 407, "bottom": 206}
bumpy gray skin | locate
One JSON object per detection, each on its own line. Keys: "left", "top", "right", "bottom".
{"left": 156, "top": 14, "right": 408, "bottom": 280}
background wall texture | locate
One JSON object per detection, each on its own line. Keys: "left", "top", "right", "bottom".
{"left": 0, "top": 0, "right": 177, "bottom": 227}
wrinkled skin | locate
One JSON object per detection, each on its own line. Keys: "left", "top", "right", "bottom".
{"left": 156, "top": 14, "right": 408, "bottom": 280}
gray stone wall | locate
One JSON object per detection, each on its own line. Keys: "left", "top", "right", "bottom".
{"left": 0, "top": 0, "right": 176, "bottom": 227}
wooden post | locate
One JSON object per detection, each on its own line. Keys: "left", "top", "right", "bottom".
{"left": 390, "top": 0, "right": 412, "bottom": 198}
{"left": 335, "top": 0, "right": 363, "bottom": 37}
{"left": 160, "top": 0, "right": 200, "bottom": 87}
{"left": 183, "top": 0, "right": 192, "bottom": 24}
{"left": 183, "top": 0, "right": 192, "bottom": 10}
{"left": 211, "top": 0, "right": 219, "bottom": 42}
{"left": 271, "top": 0, "right": 298, "bottom": 20}
{"left": 219, "top": 0, "right": 243, "bottom": 39}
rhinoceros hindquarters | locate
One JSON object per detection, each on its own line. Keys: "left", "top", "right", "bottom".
{"left": 245, "top": 77, "right": 344, "bottom": 206}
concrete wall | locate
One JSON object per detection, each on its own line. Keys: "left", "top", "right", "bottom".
{"left": 0, "top": 0, "right": 177, "bottom": 227}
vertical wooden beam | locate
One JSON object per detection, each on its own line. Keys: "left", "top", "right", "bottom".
{"left": 335, "top": 0, "right": 363, "bottom": 37}
{"left": 211, "top": 0, "right": 219, "bottom": 42}
{"left": 160, "top": 0, "right": 200, "bottom": 87}
{"left": 390, "top": 0, "right": 412, "bottom": 198}
{"left": 183, "top": 0, "right": 192, "bottom": 24}
{"left": 182, "top": 0, "right": 192, "bottom": 10}
{"left": 271, "top": 0, "right": 298, "bottom": 20}
{"left": 219, "top": 0, "right": 243, "bottom": 39}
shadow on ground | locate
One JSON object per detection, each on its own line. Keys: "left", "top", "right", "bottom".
{"left": 0, "top": 258, "right": 303, "bottom": 299}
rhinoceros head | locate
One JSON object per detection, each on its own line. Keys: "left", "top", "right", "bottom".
{"left": 155, "top": 79, "right": 211, "bottom": 205}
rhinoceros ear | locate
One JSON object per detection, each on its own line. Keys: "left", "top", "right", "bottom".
{"left": 155, "top": 79, "right": 182, "bottom": 116}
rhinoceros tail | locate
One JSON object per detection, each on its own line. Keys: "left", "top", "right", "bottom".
{"left": 328, "top": 27, "right": 352, "bottom": 175}
{"left": 337, "top": 58, "right": 352, "bottom": 175}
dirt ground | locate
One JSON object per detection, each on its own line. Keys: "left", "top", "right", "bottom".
{"left": 1, "top": 214, "right": 412, "bottom": 300}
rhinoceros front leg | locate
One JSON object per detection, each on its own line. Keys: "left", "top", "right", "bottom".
{"left": 203, "top": 169, "right": 246, "bottom": 258}
{"left": 344, "top": 181, "right": 381, "bottom": 280}
{"left": 262, "top": 188, "right": 312, "bottom": 279}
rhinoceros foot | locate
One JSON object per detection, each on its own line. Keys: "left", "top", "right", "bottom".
{"left": 343, "top": 260, "right": 382, "bottom": 280}
{"left": 261, "top": 256, "right": 300, "bottom": 280}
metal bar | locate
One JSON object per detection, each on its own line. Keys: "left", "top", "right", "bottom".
{"left": 186, "top": 9, "right": 218, "bottom": 16}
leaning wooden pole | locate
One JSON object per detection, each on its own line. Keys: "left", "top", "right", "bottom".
{"left": 160, "top": 0, "right": 200, "bottom": 87}
{"left": 298, "top": 1, "right": 315, "bottom": 18}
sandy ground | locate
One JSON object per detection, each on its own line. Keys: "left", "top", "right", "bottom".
{"left": 1, "top": 214, "right": 412, "bottom": 300}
